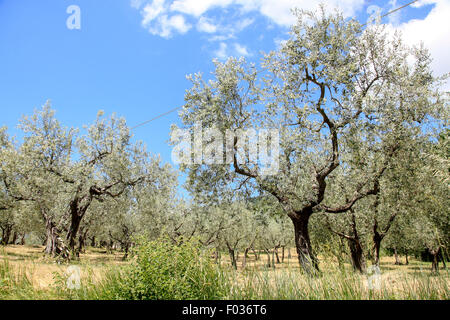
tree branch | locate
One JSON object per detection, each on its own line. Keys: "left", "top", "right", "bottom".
{"left": 317, "top": 144, "right": 399, "bottom": 214}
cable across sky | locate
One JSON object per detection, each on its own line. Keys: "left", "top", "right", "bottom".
{"left": 131, "top": 0, "right": 421, "bottom": 131}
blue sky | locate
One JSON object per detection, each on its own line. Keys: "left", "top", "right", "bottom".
{"left": 0, "top": 0, "right": 448, "bottom": 174}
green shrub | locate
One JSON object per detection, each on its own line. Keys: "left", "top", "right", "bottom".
{"left": 109, "top": 237, "right": 228, "bottom": 300}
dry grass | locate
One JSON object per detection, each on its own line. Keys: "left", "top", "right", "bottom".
{"left": 0, "top": 245, "right": 127, "bottom": 289}
{"left": 1, "top": 245, "right": 448, "bottom": 300}
{"left": 218, "top": 249, "right": 449, "bottom": 299}
{"left": 220, "top": 248, "right": 442, "bottom": 275}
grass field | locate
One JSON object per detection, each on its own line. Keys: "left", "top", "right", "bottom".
{"left": 0, "top": 245, "right": 448, "bottom": 300}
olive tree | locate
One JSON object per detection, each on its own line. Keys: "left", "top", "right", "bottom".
{"left": 0, "top": 128, "right": 20, "bottom": 214}
{"left": 0, "top": 109, "right": 72, "bottom": 256}
{"left": 322, "top": 132, "right": 431, "bottom": 271}
{"left": 412, "top": 132, "right": 449, "bottom": 273}
{"left": 173, "top": 8, "right": 443, "bottom": 274}
{"left": 215, "top": 201, "right": 259, "bottom": 270}
{"left": 1, "top": 104, "right": 176, "bottom": 259}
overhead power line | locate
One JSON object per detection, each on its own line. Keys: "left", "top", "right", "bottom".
{"left": 363, "top": 0, "right": 419, "bottom": 26}
{"left": 131, "top": 106, "right": 183, "bottom": 130}
{"left": 379, "top": 0, "right": 419, "bottom": 21}
{"left": 132, "top": 0, "right": 420, "bottom": 130}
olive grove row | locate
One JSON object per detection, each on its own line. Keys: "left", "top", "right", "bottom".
{"left": 1, "top": 9, "right": 448, "bottom": 275}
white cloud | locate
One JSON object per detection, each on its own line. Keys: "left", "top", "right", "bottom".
{"left": 197, "top": 17, "right": 218, "bottom": 33}
{"left": 130, "top": 0, "right": 145, "bottom": 9}
{"left": 241, "top": 0, "right": 365, "bottom": 26}
{"left": 387, "top": 0, "right": 401, "bottom": 25}
{"left": 141, "top": 0, "right": 166, "bottom": 26}
{"left": 214, "top": 42, "right": 229, "bottom": 60}
{"left": 133, "top": 0, "right": 365, "bottom": 38}
{"left": 274, "top": 37, "right": 288, "bottom": 49}
{"left": 149, "top": 14, "right": 192, "bottom": 38}
{"left": 213, "top": 42, "right": 251, "bottom": 59}
{"left": 170, "top": 0, "right": 365, "bottom": 26}
{"left": 171, "top": 0, "right": 234, "bottom": 17}
{"left": 412, "top": 0, "right": 446, "bottom": 7}
{"left": 166, "top": 14, "right": 191, "bottom": 34}
{"left": 208, "top": 34, "right": 235, "bottom": 42}
{"left": 233, "top": 17, "right": 254, "bottom": 32}
{"left": 137, "top": 0, "right": 192, "bottom": 38}
{"left": 130, "top": 0, "right": 449, "bottom": 91}
{"left": 386, "top": 0, "right": 450, "bottom": 90}
{"left": 234, "top": 43, "right": 250, "bottom": 56}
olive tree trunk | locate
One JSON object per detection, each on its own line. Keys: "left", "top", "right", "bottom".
{"left": 44, "top": 218, "right": 69, "bottom": 259}
{"left": 348, "top": 239, "right": 366, "bottom": 273}
{"left": 291, "top": 212, "right": 319, "bottom": 275}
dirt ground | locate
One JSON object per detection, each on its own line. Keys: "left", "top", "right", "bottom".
{"left": 0, "top": 245, "right": 127, "bottom": 288}
{"left": 0, "top": 245, "right": 447, "bottom": 290}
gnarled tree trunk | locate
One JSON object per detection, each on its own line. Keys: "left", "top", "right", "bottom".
{"left": 67, "top": 212, "right": 83, "bottom": 257}
{"left": 373, "top": 232, "right": 382, "bottom": 266}
{"left": 44, "top": 218, "right": 69, "bottom": 259}
{"left": 252, "top": 248, "right": 259, "bottom": 261}
{"left": 429, "top": 248, "right": 442, "bottom": 274}
{"left": 348, "top": 238, "right": 366, "bottom": 273}
{"left": 0, "top": 224, "right": 13, "bottom": 245}
{"left": 394, "top": 246, "right": 401, "bottom": 265}
{"left": 291, "top": 211, "right": 319, "bottom": 275}
{"left": 264, "top": 248, "right": 272, "bottom": 268}
{"left": 11, "top": 231, "right": 17, "bottom": 245}
{"left": 439, "top": 250, "right": 447, "bottom": 269}
{"left": 430, "top": 249, "right": 439, "bottom": 274}
{"left": 228, "top": 248, "right": 237, "bottom": 270}
{"left": 242, "top": 247, "right": 250, "bottom": 269}
{"left": 122, "top": 243, "right": 131, "bottom": 261}
{"left": 274, "top": 245, "right": 281, "bottom": 264}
